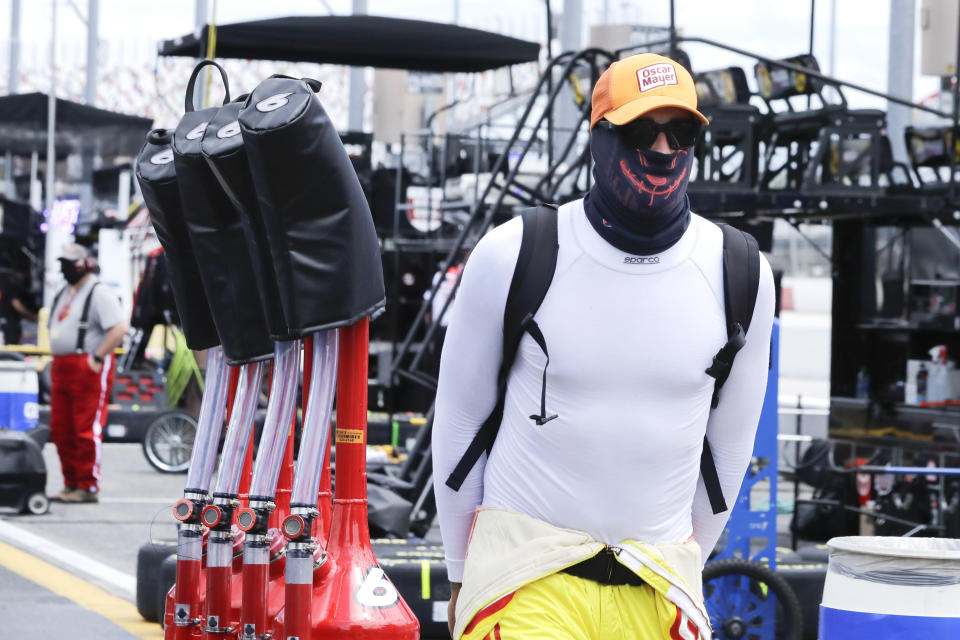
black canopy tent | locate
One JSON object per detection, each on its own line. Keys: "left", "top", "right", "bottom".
{"left": 0, "top": 93, "right": 153, "bottom": 159}
{"left": 158, "top": 15, "right": 541, "bottom": 72}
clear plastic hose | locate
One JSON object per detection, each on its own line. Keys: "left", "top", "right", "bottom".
{"left": 184, "top": 346, "right": 230, "bottom": 493}
{"left": 249, "top": 340, "right": 302, "bottom": 499}
{"left": 213, "top": 360, "right": 266, "bottom": 496}
{"left": 291, "top": 329, "right": 339, "bottom": 506}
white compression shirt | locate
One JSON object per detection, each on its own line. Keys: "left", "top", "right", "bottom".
{"left": 432, "top": 198, "right": 775, "bottom": 582}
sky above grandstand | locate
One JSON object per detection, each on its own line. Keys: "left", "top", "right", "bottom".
{"left": 0, "top": 1, "right": 947, "bottom": 122}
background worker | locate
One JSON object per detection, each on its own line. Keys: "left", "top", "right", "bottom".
{"left": 0, "top": 265, "right": 38, "bottom": 345}
{"left": 48, "top": 243, "right": 127, "bottom": 503}
{"left": 433, "top": 53, "right": 775, "bottom": 639}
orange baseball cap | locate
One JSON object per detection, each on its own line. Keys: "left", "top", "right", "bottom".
{"left": 590, "top": 53, "right": 708, "bottom": 130}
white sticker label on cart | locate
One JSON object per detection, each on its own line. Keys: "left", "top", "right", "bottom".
{"left": 186, "top": 123, "right": 207, "bottom": 140}
{"left": 355, "top": 566, "right": 398, "bottom": 608}
{"left": 150, "top": 149, "right": 174, "bottom": 165}
{"left": 256, "top": 92, "right": 293, "bottom": 112}
{"left": 106, "top": 424, "right": 127, "bottom": 438}
{"left": 432, "top": 600, "right": 449, "bottom": 622}
{"left": 217, "top": 121, "right": 241, "bottom": 138}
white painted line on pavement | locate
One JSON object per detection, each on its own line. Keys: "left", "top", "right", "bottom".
{"left": 0, "top": 519, "right": 136, "bottom": 599}
{"left": 99, "top": 497, "right": 176, "bottom": 504}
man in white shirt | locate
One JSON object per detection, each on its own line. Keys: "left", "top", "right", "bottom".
{"left": 48, "top": 244, "right": 127, "bottom": 503}
{"left": 432, "top": 53, "right": 774, "bottom": 640}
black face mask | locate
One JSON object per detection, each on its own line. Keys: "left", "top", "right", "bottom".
{"left": 61, "top": 261, "right": 86, "bottom": 285}
{"left": 583, "top": 122, "right": 692, "bottom": 256}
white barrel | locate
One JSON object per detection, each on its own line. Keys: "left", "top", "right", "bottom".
{"left": 820, "top": 536, "right": 960, "bottom": 639}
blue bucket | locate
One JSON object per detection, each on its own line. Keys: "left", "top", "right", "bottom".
{"left": 819, "top": 536, "right": 960, "bottom": 639}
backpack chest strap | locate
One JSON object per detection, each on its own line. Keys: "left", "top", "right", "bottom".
{"left": 705, "top": 322, "right": 746, "bottom": 409}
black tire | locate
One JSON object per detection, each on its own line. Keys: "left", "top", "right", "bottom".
{"left": 778, "top": 562, "right": 827, "bottom": 640}
{"left": 136, "top": 540, "right": 177, "bottom": 622}
{"left": 796, "top": 544, "right": 829, "bottom": 563}
{"left": 158, "top": 552, "right": 178, "bottom": 626}
{"left": 142, "top": 410, "right": 198, "bottom": 473}
{"left": 702, "top": 557, "right": 804, "bottom": 640}
{"left": 38, "top": 362, "right": 51, "bottom": 405}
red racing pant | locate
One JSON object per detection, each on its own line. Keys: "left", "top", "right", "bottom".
{"left": 49, "top": 353, "right": 115, "bottom": 492}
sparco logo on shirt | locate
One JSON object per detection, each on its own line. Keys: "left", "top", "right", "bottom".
{"left": 624, "top": 256, "right": 660, "bottom": 264}
{"left": 636, "top": 63, "right": 678, "bottom": 93}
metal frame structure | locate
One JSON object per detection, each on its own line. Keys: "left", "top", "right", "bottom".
{"left": 373, "top": 31, "right": 960, "bottom": 545}
{"left": 716, "top": 321, "right": 781, "bottom": 569}
{"left": 388, "top": 35, "right": 960, "bottom": 403}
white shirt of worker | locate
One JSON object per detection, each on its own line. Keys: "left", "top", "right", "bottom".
{"left": 432, "top": 198, "right": 775, "bottom": 583}
{"left": 49, "top": 277, "right": 125, "bottom": 355}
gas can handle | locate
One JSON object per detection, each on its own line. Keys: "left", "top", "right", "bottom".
{"left": 185, "top": 59, "right": 231, "bottom": 112}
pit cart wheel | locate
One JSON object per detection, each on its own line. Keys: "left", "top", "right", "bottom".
{"left": 142, "top": 410, "right": 197, "bottom": 473}
{"left": 702, "top": 557, "right": 803, "bottom": 640}
{"left": 22, "top": 492, "right": 49, "bottom": 515}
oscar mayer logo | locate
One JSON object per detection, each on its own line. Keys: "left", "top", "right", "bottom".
{"left": 637, "top": 63, "right": 678, "bottom": 93}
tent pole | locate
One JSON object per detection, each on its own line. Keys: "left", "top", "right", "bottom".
{"left": 5, "top": 0, "right": 21, "bottom": 197}
{"left": 81, "top": 0, "right": 99, "bottom": 220}
{"left": 29, "top": 152, "right": 38, "bottom": 207}
{"left": 193, "top": 0, "right": 209, "bottom": 108}
{"left": 44, "top": 0, "right": 61, "bottom": 308}
{"left": 348, "top": 0, "right": 367, "bottom": 132}
{"left": 669, "top": 0, "right": 677, "bottom": 59}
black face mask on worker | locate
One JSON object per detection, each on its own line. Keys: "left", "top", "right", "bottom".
{"left": 583, "top": 122, "right": 692, "bottom": 256}
{"left": 61, "top": 261, "right": 87, "bottom": 285}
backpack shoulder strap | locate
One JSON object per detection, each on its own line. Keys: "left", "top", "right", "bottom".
{"left": 75, "top": 282, "right": 99, "bottom": 353}
{"left": 502, "top": 206, "right": 560, "bottom": 373}
{"left": 721, "top": 224, "right": 761, "bottom": 338}
{"left": 706, "top": 224, "right": 761, "bottom": 407}
{"left": 700, "top": 223, "right": 761, "bottom": 514}
{"left": 446, "top": 204, "right": 559, "bottom": 491}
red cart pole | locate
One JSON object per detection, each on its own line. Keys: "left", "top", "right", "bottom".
{"left": 309, "top": 319, "right": 419, "bottom": 640}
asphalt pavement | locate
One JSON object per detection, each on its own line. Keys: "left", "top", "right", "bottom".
{"left": 0, "top": 442, "right": 180, "bottom": 638}
{"left": 0, "top": 414, "right": 820, "bottom": 638}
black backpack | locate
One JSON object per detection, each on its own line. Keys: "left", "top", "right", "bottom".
{"left": 445, "top": 205, "right": 761, "bottom": 515}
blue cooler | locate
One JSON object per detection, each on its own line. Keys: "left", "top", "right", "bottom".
{"left": 0, "top": 361, "right": 39, "bottom": 431}
{"left": 820, "top": 536, "right": 960, "bottom": 639}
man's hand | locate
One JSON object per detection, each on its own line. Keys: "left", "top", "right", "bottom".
{"left": 90, "top": 323, "right": 128, "bottom": 374}
{"left": 448, "top": 582, "right": 462, "bottom": 638}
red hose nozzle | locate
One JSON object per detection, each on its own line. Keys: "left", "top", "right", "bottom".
{"left": 201, "top": 504, "right": 223, "bottom": 528}
{"left": 236, "top": 507, "right": 258, "bottom": 532}
{"left": 281, "top": 514, "right": 306, "bottom": 539}
{"left": 173, "top": 498, "right": 195, "bottom": 522}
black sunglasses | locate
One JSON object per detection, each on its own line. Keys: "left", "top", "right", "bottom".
{"left": 596, "top": 118, "right": 703, "bottom": 150}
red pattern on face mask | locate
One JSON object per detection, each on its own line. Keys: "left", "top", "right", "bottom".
{"left": 619, "top": 149, "right": 689, "bottom": 207}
